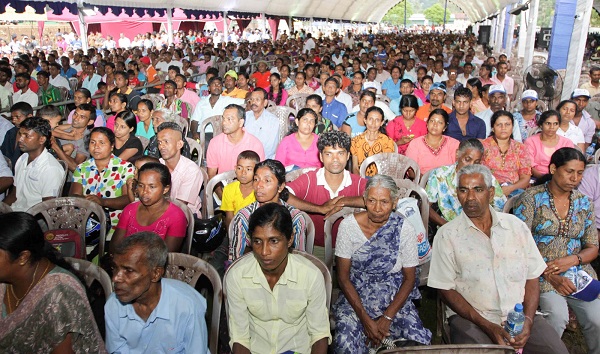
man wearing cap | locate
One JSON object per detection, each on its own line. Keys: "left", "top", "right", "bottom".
{"left": 476, "top": 84, "right": 522, "bottom": 142}
{"left": 415, "top": 82, "right": 452, "bottom": 121}
{"left": 250, "top": 61, "right": 271, "bottom": 90}
{"left": 222, "top": 70, "right": 248, "bottom": 99}
{"left": 581, "top": 67, "right": 600, "bottom": 97}
{"left": 572, "top": 89, "right": 599, "bottom": 149}
{"left": 428, "top": 164, "right": 569, "bottom": 353}
{"left": 491, "top": 62, "right": 514, "bottom": 101}
{"left": 513, "top": 90, "right": 542, "bottom": 141}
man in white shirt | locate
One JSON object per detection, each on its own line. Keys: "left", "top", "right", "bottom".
{"left": 48, "top": 63, "right": 70, "bottom": 91}
{"left": 374, "top": 60, "right": 391, "bottom": 84}
{"left": 156, "top": 51, "right": 183, "bottom": 72}
{"left": 3, "top": 116, "right": 65, "bottom": 211}
{"left": 491, "top": 62, "right": 514, "bottom": 101}
{"left": 12, "top": 73, "right": 38, "bottom": 108}
{"left": 303, "top": 33, "right": 316, "bottom": 54}
{"left": 432, "top": 59, "right": 449, "bottom": 83}
{"left": 457, "top": 62, "right": 475, "bottom": 86}
{"left": 118, "top": 33, "right": 131, "bottom": 49}
{"left": 244, "top": 88, "right": 280, "bottom": 159}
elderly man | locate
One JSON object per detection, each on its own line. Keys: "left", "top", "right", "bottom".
{"left": 244, "top": 88, "right": 280, "bottom": 159}
{"left": 476, "top": 85, "right": 522, "bottom": 142}
{"left": 415, "top": 82, "right": 452, "bottom": 121}
{"left": 206, "top": 104, "right": 265, "bottom": 180}
{"left": 428, "top": 164, "right": 568, "bottom": 353}
{"left": 105, "top": 232, "right": 209, "bottom": 353}
{"left": 425, "top": 139, "right": 506, "bottom": 227}
{"left": 157, "top": 122, "right": 203, "bottom": 216}
{"left": 3, "top": 117, "right": 65, "bottom": 211}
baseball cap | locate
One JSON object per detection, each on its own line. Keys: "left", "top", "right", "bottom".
{"left": 489, "top": 84, "right": 506, "bottom": 95}
{"left": 430, "top": 82, "right": 447, "bottom": 93}
{"left": 363, "top": 82, "right": 378, "bottom": 90}
{"left": 224, "top": 70, "right": 238, "bottom": 80}
{"left": 139, "top": 57, "right": 151, "bottom": 65}
{"left": 521, "top": 90, "right": 538, "bottom": 101}
{"left": 572, "top": 88, "right": 591, "bottom": 99}
{"left": 569, "top": 270, "right": 600, "bottom": 302}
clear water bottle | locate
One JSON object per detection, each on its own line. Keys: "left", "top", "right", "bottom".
{"left": 505, "top": 303, "right": 525, "bottom": 337}
{"left": 585, "top": 143, "right": 596, "bottom": 162}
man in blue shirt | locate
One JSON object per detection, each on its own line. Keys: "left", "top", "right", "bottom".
{"left": 244, "top": 88, "right": 280, "bottom": 159}
{"left": 445, "top": 87, "right": 486, "bottom": 141}
{"left": 321, "top": 77, "right": 348, "bottom": 128}
{"left": 105, "top": 232, "right": 209, "bottom": 354}
{"left": 60, "top": 56, "right": 77, "bottom": 78}
{"left": 390, "top": 79, "right": 424, "bottom": 116}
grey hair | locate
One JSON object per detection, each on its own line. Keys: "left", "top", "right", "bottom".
{"left": 457, "top": 164, "right": 494, "bottom": 188}
{"left": 154, "top": 108, "right": 176, "bottom": 123}
{"left": 364, "top": 174, "right": 400, "bottom": 201}
{"left": 457, "top": 138, "right": 484, "bottom": 155}
{"left": 113, "top": 231, "right": 168, "bottom": 269}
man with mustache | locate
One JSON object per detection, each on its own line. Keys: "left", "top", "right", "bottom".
{"left": 243, "top": 88, "right": 280, "bottom": 159}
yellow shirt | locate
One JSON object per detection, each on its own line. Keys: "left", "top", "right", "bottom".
{"left": 225, "top": 254, "right": 331, "bottom": 354}
{"left": 222, "top": 87, "right": 249, "bottom": 99}
{"left": 221, "top": 181, "right": 256, "bottom": 214}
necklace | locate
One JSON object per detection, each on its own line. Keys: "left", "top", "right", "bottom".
{"left": 8, "top": 260, "right": 52, "bottom": 309}
{"left": 545, "top": 184, "right": 574, "bottom": 238}
{"left": 493, "top": 137, "right": 511, "bottom": 168}
{"left": 423, "top": 136, "right": 447, "bottom": 155}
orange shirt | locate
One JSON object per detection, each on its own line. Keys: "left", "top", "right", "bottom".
{"left": 415, "top": 103, "right": 452, "bottom": 121}
{"left": 146, "top": 65, "right": 160, "bottom": 89}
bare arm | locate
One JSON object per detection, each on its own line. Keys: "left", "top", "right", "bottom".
{"left": 3, "top": 185, "right": 16, "bottom": 205}
{"left": 0, "top": 176, "right": 13, "bottom": 195}
{"left": 310, "top": 338, "right": 328, "bottom": 354}
{"left": 428, "top": 205, "right": 447, "bottom": 226}
{"left": 231, "top": 343, "right": 251, "bottom": 354}
{"left": 109, "top": 228, "right": 126, "bottom": 254}
{"left": 207, "top": 167, "right": 218, "bottom": 181}
{"left": 190, "top": 121, "right": 200, "bottom": 140}
{"left": 530, "top": 167, "right": 546, "bottom": 179}
{"left": 351, "top": 155, "right": 360, "bottom": 175}
{"left": 115, "top": 148, "right": 138, "bottom": 162}
{"left": 164, "top": 236, "right": 185, "bottom": 252}
{"left": 50, "top": 333, "right": 75, "bottom": 354}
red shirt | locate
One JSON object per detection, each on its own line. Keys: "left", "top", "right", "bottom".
{"left": 251, "top": 71, "right": 271, "bottom": 89}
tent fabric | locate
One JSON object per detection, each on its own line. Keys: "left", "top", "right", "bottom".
{"left": 14, "top": 0, "right": 520, "bottom": 23}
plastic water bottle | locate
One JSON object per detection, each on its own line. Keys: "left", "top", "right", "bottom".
{"left": 585, "top": 143, "right": 596, "bottom": 162}
{"left": 505, "top": 303, "right": 525, "bottom": 354}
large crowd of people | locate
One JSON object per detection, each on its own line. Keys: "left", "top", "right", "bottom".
{"left": 1, "top": 26, "right": 600, "bottom": 354}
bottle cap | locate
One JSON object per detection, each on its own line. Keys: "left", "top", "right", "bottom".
{"left": 515, "top": 303, "right": 523, "bottom": 312}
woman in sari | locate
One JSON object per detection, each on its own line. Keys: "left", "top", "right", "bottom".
{"left": 0, "top": 212, "right": 105, "bottom": 353}
{"left": 334, "top": 175, "right": 431, "bottom": 353}
{"left": 515, "top": 148, "right": 600, "bottom": 354}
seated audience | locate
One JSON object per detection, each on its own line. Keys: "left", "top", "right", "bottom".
{"left": 350, "top": 106, "right": 396, "bottom": 176}
{"left": 4, "top": 116, "right": 65, "bottom": 212}
{"left": 244, "top": 88, "right": 280, "bottom": 159}
{"left": 1, "top": 102, "right": 33, "bottom": 169}
{"left": 524, "top": 110, "right": 574, "bottom": 179}
{"left": 305, "top": 94, "right": 335, "bottom": 135}
{"left": 405, "top": 109, "right": 460, "bottom": 174}
{"left": 515, "top": 148, "right": 600, "bottom": 354}
{"left": 275, "top": 108, "right": 322, "bottom": 169}
{"left": 334, "top": 175, "right": 432, "bottom": 352}
{"left": 221, "top": 150, "right": 260, "bottom": 228}
{"left": 428, "top": 164, "right": 568, "bottom": 353}
{"left": 386, "top": 94, "right": 427, "bottom": 154}
{"left": 341, "top": 90, "right": 376, "bottom": 138}
{"left": 135, "top": 99, "right": 155, "bottom": 139}
{"left": 70, "top": 127, "right": 134, "bottom": 237}
{"left": 466, "top": 77, "right": 487, "bottom": 114}
{"left": 224, "top": 203, "right": 330, "bottom": 354}
{"left": 0, "top": 212, "right": 105, "bottom": 352}
{"left": 229, "top": 159, "right": 307, "bottom": 261}
{"left": 266, "top": 73, "right": 288, "bottom": 106}
{"left": 113, "top": 110, "right": 143, "bottom": 163}
{"left": 445, "top": 87, "right": 486, "bottom": 141}
{"left": 105, "top": 92, "right": 128, "bottom": 131}
{"left": 66, "top": 88, "right": 105, "bottom": 127}
{"left": 556, "top": 99, "right": 585, "bottom": 151}
{"left": 144, "top": 108, "right": 191, "bottom": 159}
{"left": 105, "top": 232, "right": 208, "bottom": 353}
{"left": 481, "top": 110, "right": 532, "bottom": 197}
{"left": 513, "top": 90, "right": 542, "bottom": 140}
{"left": 415, "top": 82, "right": 452, "bottom": 121}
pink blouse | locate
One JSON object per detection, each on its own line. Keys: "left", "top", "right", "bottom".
{"left": 405, "top": 135, "right": 460, "bottom": 174}
{"left": 275, "top": 133, "right": 322, "bottom": 169}
{"left": 524, "top": 134, "right": 574, "bottom": 175}
{"left": 386, "top": 116, "right": 428, "bottom": 155}
{"left": 116, "top": 201, "right": 187, "bottom": 239}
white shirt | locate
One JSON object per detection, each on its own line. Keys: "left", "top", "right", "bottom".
{"left": 13, "top": 88, "right": 38, "bottom": 108}
{"left": 191, "top": 95, "right": 244, "bottom": 132}
{"left": 49, "top": 74, "right": 70, "bottom": 91}
{"left": 303, "top": 38, "right": 315, "bottom": 54}
{"left": 557, "top": 122, "right": 585, "bottom": 146}
{"left": 0, "top": 116, "right": 13, "bottom": 146}
{"left": 118, "top": 37, "right": 131, "bottom": 48}
{"left": 0, "top": 84, "right": 12, "bottom": 111}
{"left": 375, "top": 70, "right": 391, "bottom": 85}
{"left": 12, "top": 149, "right": 65, "bottom": 212}
{"left": 335, "top": 91, "right": 353, "bottom": 112}
{"left": 476, "top": 108, "right": 522, "bottom": 142}
{"left": 351, "top": 101, "right": 396, "bottom": 122}
{"left": 433, "top": 70, "right": 449, "bottom": 83}
{"left": 0, "top": 155, "right": 12, "bottom": 201}
{"left": 457, "top": 73, "right": 474, "bottom": 87}
{"left": 156, "top": 60, "right": 182, "bottom": 72}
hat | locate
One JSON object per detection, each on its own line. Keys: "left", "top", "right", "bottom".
{"left": 139, "top": 56, "right": 151, "bottom": 65}
{"left": 572, "top": 88, "right": 591, "bottom": 99}
{"left": 224, "top": 70, "right": 238, "bottom": 80}
{"left": 257, "top": 60, "right": 268, "bottom": 66}
{"left": 430, "top": 82, "right": 447, "bottom": 93}
{"left": 363, "top": 82, "right": 378, "bottom": 90}
{"left": 522, "top": 90, "right": 538, "bottom": 101}
{"left": 23, "top": 36, "right": 28, "bottom": 39}
{"left": 569, "top": 270, "right": 600, "bottom": 301}
{"left": 489, "top": 84, "right": 506, "bottom": 95}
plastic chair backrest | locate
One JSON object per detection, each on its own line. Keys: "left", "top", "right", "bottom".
{"left": 164, "top": 252, "right": 222, "bottom": 354}
{"left": 503, "top": 195, "right": 521, "bottom": 214}
{"left": 285, "top": 167, "right": 318, "bottom": 183}
{"left": 266, "top": 106, "right": 297, "bottom": 143}
{"left": 393, "top": 178, "right": 429, "bottom": 231}
{"left": 169, "top": 199, "right": 195, "bottom": 254}
{"left": 199, "top": 167, "right": 209, "bottom": 218}
{"left": 323, "top": 207, "right": 358, "bottom": 273}
{"left": 286, "top": 93, "right": 310, "bottom": 111}
{"left": 68, "top": 77, "right": 78, "bottom": 93}
{"left": 199, "top": 115, "right": 223, "bottom": 161}
{"left": 359, "top": 153, "right": 421, "bottom": 182}
{"left": 419, "top": 169, "right": 433, "bottom": 189}
{"left": 141, "top": 94, "right": 165, "bottom": 108}
{"left": 302, "top": 211, "right": 316, "bottom": 254}
{"left": 57, "top": 160, "right": 68, "bottom": 195}
{"left": 0, "top": 202, "right": 12, "bottom": 214}
{"left": 186, "top": 137, "right": 203, "bottom": 167}
{"left": 204, "top": 170, "right": 236, "bottom": 218}
{"left": 175, "top": 115, "right": 190, "bottom": 138}
{"left": 136, "top": 135, "right": 150, "bottom": 150}
{"left": 66, "top": 257, "right": 113, "bottom": 300}
{"left": 26, "top": 197, "right": 107, "bottom": 258}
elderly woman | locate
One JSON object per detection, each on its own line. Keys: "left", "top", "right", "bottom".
{"left": 0, "top": 212, "right": 105, "bottom": 352}
{"left": 524, "top": 110, "right": 574, "bottom": 179}
{"left": 481, "top": 110, "right": 532, "bottom": 197}
{"left": 405, "top": 109, "right": 460, "bottom": 174}
{"left": 334, "top": 175, "right": 432, "bottom": 353}
{"left": 515, "top": 148, "right": 600, "bottom": 354}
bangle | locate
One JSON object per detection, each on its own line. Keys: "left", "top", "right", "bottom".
{"left": 525, "top": 316, "right": 533, "bottom": 324}
{"left": 576, "top": 254, "right": 583, "bottom": 266}
{"left": 382, "top": 314, "right": 393, "bottom": 322}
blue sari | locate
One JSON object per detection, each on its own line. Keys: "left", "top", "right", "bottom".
{"left": 333, "top": 213, "right": 431, "bottom": 353}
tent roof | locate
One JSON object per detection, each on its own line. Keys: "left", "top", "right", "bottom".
{"left": 18, "top": 0, "right": 518, "bottom": 23}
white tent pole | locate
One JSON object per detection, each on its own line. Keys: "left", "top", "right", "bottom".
{"left": 562, "top": 0, "right": 593, "bottom": 99}
{"left": 507, "top": 7, "right": 517, "bottom": 59}
{"left": 517, "top": 11, "right": 527, "bottom": 59}
{"left": 166, "top": 7, "right": 173, "bottom": 46}
{"left": 76, "top": 0, "right": 89, "bottom": 52}
{"left": 494, "top": 9, "right": 505, "bottom": 54}
{"left": 223, "top": 11, "right": 228, "bottom": 40}
{"left": 523, "top": 0, "right": 539, "bottom": 69}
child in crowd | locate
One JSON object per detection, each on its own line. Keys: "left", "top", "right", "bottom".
{"left": 221, "top": 150, "right": 260, "bottom": 228}
{"left": 126, "top": 156, "right": 160, "bottom": 203}
{"left": 94, "top": 81, "right": 107, "bottom": 107}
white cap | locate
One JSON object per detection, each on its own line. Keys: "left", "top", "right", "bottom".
{"left": 521, "top": 90, "right": 538, "bottom": 100}
{"left": 363, "top": 82, "right": 378, "bottom": 90}
{"left": 488, "top": 84, "right": 506, "bottom": 95}
{"left": 572, "top": 88, "right": 591, "bottom": 99}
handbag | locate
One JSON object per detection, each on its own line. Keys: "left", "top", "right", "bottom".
{"left": 192, "top": 213, "right": 226, "bottom": 253}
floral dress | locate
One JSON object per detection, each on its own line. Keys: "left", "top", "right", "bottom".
{"left": 73, "top": 154, "right": 135, "bottom": 237}
{"left": 333, "top": 213, "right": 431, "bottom": 353}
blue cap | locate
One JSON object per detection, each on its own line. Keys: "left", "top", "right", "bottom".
{"left": 430, "top": 82, "right": 447, "bottom": 93}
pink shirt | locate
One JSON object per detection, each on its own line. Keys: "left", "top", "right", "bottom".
{"left": 275, "top": 133, "right": 322, "bottom": 169}
{"left": 386, "top": 117, "right": 428, "bottom": 154}
{"left": 524, "top": 134, "right": 574, "bottom": 175}
{"left": 178, "top": 89, "right": 200, "bottom": 113}
{"left": 265, "top": 87, "right": 289, "bottom": 106}
{"left": 160, "top": 156, "right": 203, "bottom": 215}
{"left": 116, "top": 201, "right": 187, "bottom": 239}
{"left": 206, "top": 130, "right": 265, "bottom": 173}
{"left": 405, "top": 136, "right": 460, "bottom": 174}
